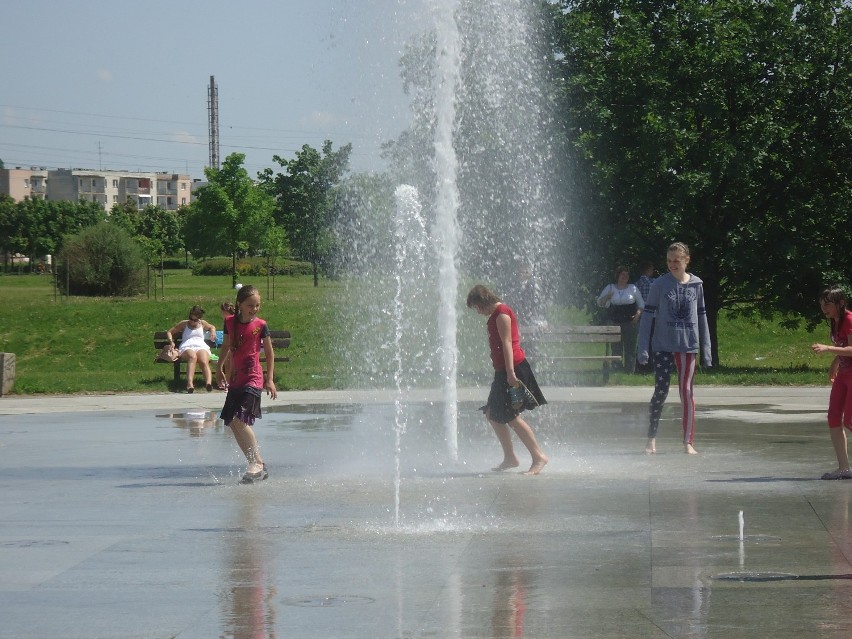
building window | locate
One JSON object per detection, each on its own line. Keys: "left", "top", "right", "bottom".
{"left": 181, "top": 182, "right": 186, "bottom": 190}
{"left": 167, "top": 196, "right": 173, "bottom": 206}
{"left": 24, "top": 179, "right": 30, "bottom": 188}
{"left": 113, "top": 195, "right": 118, "bottom": 203}
{"left": 112, "top": 179, "right": 119, "bottom": 188}
{"left": 181, "top": 197, "right": 186, "bottom": 205}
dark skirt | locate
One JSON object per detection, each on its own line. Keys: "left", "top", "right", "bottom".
{"left": 481, "top": 359, "right": 547, "bottom": 424}
{"left": 220, "top": 386, "right": 263, "bottom": 426}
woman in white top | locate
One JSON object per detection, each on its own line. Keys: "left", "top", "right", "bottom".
{"left": 165, "top": 305, "right": 217, "bottom": 393}
{"left": 597, "top": 266, "right": 645, "bottom": 373}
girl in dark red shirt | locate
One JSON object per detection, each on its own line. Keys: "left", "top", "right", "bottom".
{"left": 466, "top": 284, "right": 548, "bottom": 475}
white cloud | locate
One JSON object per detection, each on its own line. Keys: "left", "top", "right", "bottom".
{"left": 303, "top": 110, "right": 339, "bottom": 128}
{"left": 172, "top": 131, "right": 200, "bottom": 145}
{"left": 2, "top": 106, "right": 16, "bottom": 125}
{"left": 96, "top": 69, "right": 113, "bottom": 82}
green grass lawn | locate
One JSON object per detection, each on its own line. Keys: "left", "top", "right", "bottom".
{"left": 0, "top": 270, "right": 342, "bottom": 394}
{"left": 0, "top": 270, "right": 832, "bottom": 394}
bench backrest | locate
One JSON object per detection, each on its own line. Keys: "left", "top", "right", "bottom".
{"left": 519, "top": 325, "right": 621, "bottom": 343}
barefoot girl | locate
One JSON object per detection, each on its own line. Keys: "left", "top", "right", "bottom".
{"left": 217, "top": 285, "right": 277, "bottom": 484}
{"left": 637, "top": 242, "right": 712, "bottom": 454}
{"left": 466, "top": 284, "right": 549, "bottom": 475}
{"left": 811, "top": 287, "right": 852, "bottom": 480}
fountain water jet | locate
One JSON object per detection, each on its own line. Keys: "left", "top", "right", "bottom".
{"left": 432, "top": 0, "right": 462, "bottom": 461}
{"left": 337, "top": 0, "right": 568, "bottom": 482}
{"left": 391, "top": 185, "right": 428, "bottom": 525}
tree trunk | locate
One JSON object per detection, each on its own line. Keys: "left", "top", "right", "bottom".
{"left": 701, "top": 262, "right": 722, "bottom": 367}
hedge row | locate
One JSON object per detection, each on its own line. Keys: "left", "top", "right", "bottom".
{"left": 191, "top": 257, "right": 314, "bottom": 277}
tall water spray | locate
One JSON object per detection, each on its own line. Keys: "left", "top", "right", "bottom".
{"left": 432, "top": 0, "right": 462, "bottom": 461}
{"left": 338, "top": 0, "right": 567, "bottom": 471}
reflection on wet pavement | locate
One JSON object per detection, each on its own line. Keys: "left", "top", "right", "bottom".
{"left": 0, "top": 400, "right": 850, "bottom": 638}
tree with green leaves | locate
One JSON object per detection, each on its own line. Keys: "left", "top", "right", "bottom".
{"left": 0, "top": 197, "right": 105, "bottom": 271}
{"left": 259, "top": 140, "right": 352, "bottom": 287}
{"left": 554, "top": 0, "right": 852, "bottom": 363}
{"left": 109, "top": 202, "right": 183, "bottom": 260}
{"left": 187, "top": 153, "right": 276, "bottom": 287}
{"left": 109, "top": 202, "right": 184, "bottom": 296}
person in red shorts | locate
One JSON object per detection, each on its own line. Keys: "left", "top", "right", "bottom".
{"left": 811, "top": 286, "right": 852, "bottom": 480}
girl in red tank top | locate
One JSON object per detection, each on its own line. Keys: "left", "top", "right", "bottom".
{"left": 466, "top": 284, "right": 549, "bottom": 475}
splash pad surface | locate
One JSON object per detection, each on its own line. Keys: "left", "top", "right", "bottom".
{"left": 0, "top": 388, "right": 850, "bottom": 638}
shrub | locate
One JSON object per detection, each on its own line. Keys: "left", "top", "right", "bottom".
{"left": 191, "top": 256, "right": 313, "bottom": 277}
{"left": 57, "top": 222, "right": 146, "bottom": 296}
{"left": 161, "top": 257, "right": 189, "bottom": 270}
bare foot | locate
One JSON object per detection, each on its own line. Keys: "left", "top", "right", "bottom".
{"left": 246, "top": 461, "right": 264, "bottom": 474}
{"left": 684, "top": 443, "right": 698, "bottom": 455}
{"left": 523, "top": 457, "right": 548, "bottom": 475}
{"left": 645, "top": 438, "right": 656, "bottom": 454}
{"left": 492, "top": 459, "right": 520, "bottom": 472}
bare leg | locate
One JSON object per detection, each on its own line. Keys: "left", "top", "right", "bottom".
{"left": 182, "top": 350, "right": 198, "bottom": 390}
{"left": 508, "top": 415, "right": 548, "bottom": 475}
{"left": 645, "top": 437, "right": 656, "bottom": 454}
{"left": 684, "top": 443, "right": 698, "bottom": 455}
{"left": 196, "top": 350, "right": 213, "bottom": 388}
{"left": 488, "top": 417, "right": 520, "bottom": 471}
{"left": 830, "top": 427, "right": 850, "bottom": 471}
{"left": 230, "top": 418, "right": 264, "bottom": 473}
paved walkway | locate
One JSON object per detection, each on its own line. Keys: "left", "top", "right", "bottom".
{"left": 0, "top": 384, "right": 831, "bottom": 415}
{"left": 1, "top": 386, "right": 849, "bottom": 638}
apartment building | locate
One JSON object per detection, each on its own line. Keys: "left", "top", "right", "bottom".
{"left": 0, "top": 167, "right": 49, "bottom": 201}
{"left": 0, "top": 167, "right": 192, "bottom": 211}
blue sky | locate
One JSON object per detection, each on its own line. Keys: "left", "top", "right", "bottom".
{"left": 0, "top": 0, "right": 422, "bottom": 179}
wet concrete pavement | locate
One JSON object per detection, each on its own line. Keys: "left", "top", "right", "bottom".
{"left": 0, "top": 386, "right": 849, "bottom": 638}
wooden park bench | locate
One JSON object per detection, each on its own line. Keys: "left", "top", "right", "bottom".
{"left": 519, "top": 324, "right": 622, "bottom": 384}
{"left": 153, "top": 329, "right": 291, "bottom": 384}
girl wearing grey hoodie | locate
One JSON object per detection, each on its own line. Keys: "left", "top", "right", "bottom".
{"left": 637, "top": 242, "right": 712, "bottom": 454}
